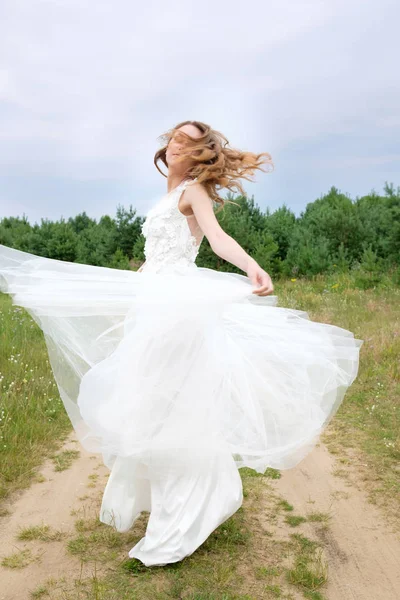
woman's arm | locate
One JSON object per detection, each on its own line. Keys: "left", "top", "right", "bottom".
{"left": 184, "top": 184, "right": 274, "bottom": 296}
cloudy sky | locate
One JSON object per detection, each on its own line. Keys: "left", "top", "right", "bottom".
{"left": 0, "top": 0, "right": 398, "bottom": 224}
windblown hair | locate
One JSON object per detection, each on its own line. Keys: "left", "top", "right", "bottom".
{"left": 154, "top": 120, "right": 274, "bottom": 209}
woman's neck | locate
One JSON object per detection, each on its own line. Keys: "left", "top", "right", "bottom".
{"left": 167, "top": 174, "right": 191, "bottom": 193}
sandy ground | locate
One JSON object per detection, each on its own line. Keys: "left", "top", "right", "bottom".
{"left": 1, "top": 432, "right": 399, "bottom": 600}
{"left": 272, "top": 441, "right": 400, "bottom": 600}
{"left": 0, "top": 433, "right": 110, "bottom": 600}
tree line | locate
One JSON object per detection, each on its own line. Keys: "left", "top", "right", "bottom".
{"left": 1, "top": 182, "right": 399, "bottom": 287}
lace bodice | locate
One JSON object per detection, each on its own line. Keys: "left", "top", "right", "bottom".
{"left": 141, "top": 178, "right": 202, "bottom": 274}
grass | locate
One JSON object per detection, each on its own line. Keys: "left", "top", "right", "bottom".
{"left": 255, "top": 565, "right": 281, "bottom": 578}
{"left": 1, "top": 548, "right": 36, "bottom": 569}
{"left": 286, "top": 534, "right": 328, "bottom": 596}
{"left": 306, "top": 512, "right": 332, "bottom": 524}
{"left": 277, "top": 500, "right": 294, "bottom": 512}
{"left": 16, "top": 523, "right": 66, "bottom": 542}
{"left": 285, "top": 515, "right": 307, "bottom": 527}
{"left": 51, "top": 449, "right": 81, "bottom": 472}
{"left": 0, "top": 298, "right": 72, "bottom": 501}
{"left": 240, "top": 466, "right": 281, "bottom": 480}
{"left": 30, "top": 585, "right": 50, "bottom": 598}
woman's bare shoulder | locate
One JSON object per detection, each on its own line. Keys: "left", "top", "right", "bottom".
{"left": 186, "top": 181, "right": 213, "bottom": 204}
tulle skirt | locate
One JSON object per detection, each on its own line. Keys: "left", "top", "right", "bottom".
{"left": 0, "top": 244, "right": 363, "bottom": 564}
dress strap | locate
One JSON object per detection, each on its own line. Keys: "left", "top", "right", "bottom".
{"left": 176, "top": 177, "right": 198, "bottom": 192}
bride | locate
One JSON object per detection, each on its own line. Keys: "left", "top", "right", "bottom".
{"left": 0, "top": 120, "right": 362, "bottom": 567}
{"left": 138, "top": 120, "right": 274, "bottom": 297}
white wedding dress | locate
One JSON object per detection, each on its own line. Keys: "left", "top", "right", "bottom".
{"left": 0, "top": 177, "right": 363, "bottom": 566}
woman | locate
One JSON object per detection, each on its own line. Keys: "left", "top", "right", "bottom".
{"left": 0, "top": 120, "right": 362, "bottom": 567}
{"left": 138, "top": 120, "right": 274, "bottom": 297}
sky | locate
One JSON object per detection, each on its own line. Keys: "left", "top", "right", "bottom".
{"left": 0, "top": 0, "right": 399, "bottom": 224}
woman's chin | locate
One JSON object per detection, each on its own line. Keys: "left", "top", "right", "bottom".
{"left": 168, "top": 161, "right": 189, "bottom": 173}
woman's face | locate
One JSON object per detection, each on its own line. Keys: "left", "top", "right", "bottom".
{"left": 165, "top": 124, "right": 201, "bottom": 171}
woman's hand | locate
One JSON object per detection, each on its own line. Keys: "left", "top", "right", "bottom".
{"left": 137, "top": 261, "right": 146, "bottom": 273}
{"left": 246, "top": 259, "right": 274, "bottom": 296}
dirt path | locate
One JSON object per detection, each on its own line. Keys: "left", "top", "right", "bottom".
{"left": 271, "top": 440, "right": 400, "bottom": 600}
{"left": 1, "top": 432, "right": 400, "bottom": 600}
{"left": 0, "top": 432, "right": 110, "bottom": 600}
